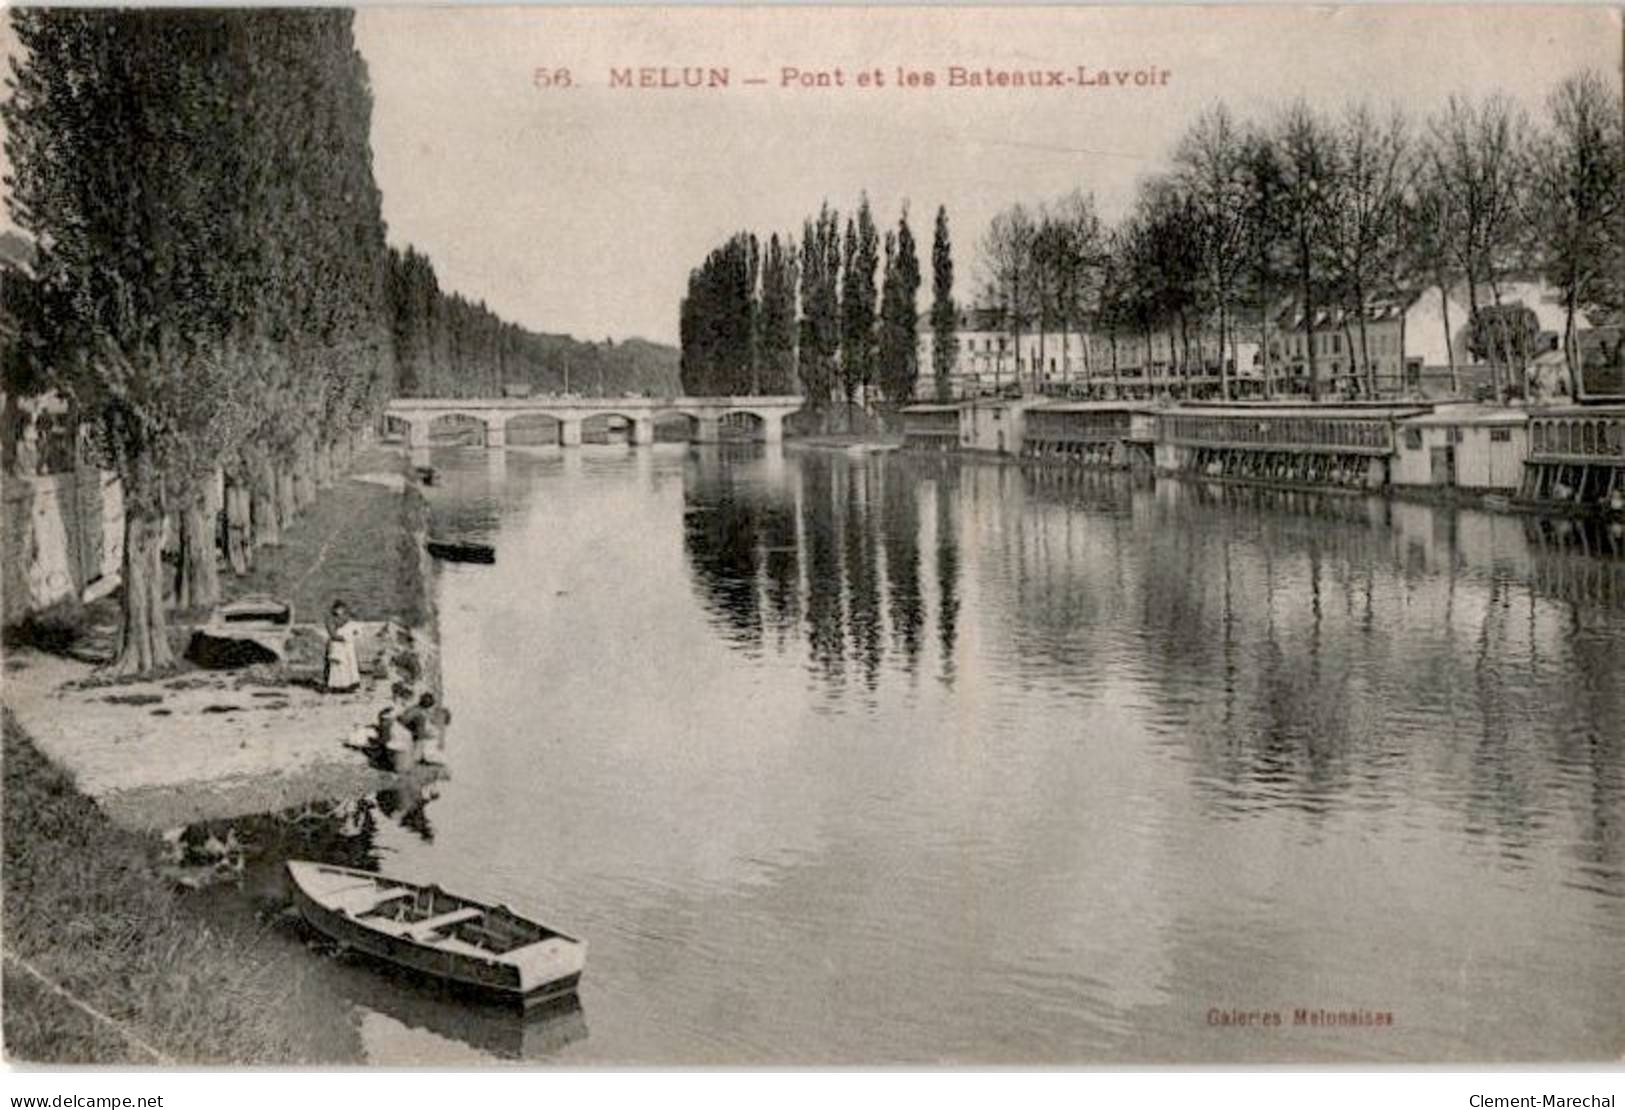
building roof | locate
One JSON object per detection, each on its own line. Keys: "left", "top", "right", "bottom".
{"left": 1402, "top": 404, "right": 1529, "bottom": 427}
{"left": 1168, "top": 404, "right": 1429, "bottom": 420}
{"left": 1032, "top": 401, "right": 1162, "bottom": 414}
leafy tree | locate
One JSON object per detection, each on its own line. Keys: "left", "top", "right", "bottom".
{"left": 1173, "top": 103, "right": 1251, "bottom": 399}
{"left": 930, "top": 206, "right": 957, "bottom": 402}
{"left": 759, "top": 233, "right": 799, "bottom": 394}
{"left": 877, "top": 208, "right": 921, "bottom": 404}
{"left": 7, "top": 11, "right": 275, "bottom": 668}
{"left": 980, "top": 203, "right": 1037, "bottom": 392}
{"left": 798, "top": 204, "right": 842, "bottom": 412}
{"left": 1324, "top": 103, "right": 1411, "bottom": 395}
{"left": 1523, "top": 69, "right": 1623, "bottom": 391}
{"left": 1466, "top": 303, "right": 1540, "bottom": 371}
{"left": 839, "top": 196, "right": 880, "bottom": 413}
{"left": 1424, "top": 93, "right": 1530, "bottom": 393}
{"left": 1274, "top": 101, "right": 1339, "bottom": 399}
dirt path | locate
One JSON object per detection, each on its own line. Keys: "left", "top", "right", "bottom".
{"left": 1, "top": 453, "right": 440, "bottom": 831}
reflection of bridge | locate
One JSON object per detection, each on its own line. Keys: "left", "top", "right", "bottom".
{"left": 385, "top": 396, "right": 804, "bottom": 448}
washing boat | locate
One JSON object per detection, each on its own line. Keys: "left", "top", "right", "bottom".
{"left": 286, "top": 861, "right": 585, "bottom": 1005}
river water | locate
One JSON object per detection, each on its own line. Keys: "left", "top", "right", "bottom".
{"left": 213, "top": 443, "right": 1625, "bottom": 1064}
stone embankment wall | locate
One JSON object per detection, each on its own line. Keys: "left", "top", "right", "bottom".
{"left": 2, "top": 469, "right": 124, "bottom": 624}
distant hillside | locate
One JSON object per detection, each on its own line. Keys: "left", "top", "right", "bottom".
{"left": 523, "top": 333, "right": 681, "bottom": 396}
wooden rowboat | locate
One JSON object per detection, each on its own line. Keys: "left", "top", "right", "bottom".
{"left": 286, "top": 861, "right": 585, "bottom": 1005}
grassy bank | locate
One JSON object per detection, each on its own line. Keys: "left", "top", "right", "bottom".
{"left": 227, "top": 446, "right": 432, "bottom": 630}
{"left": 2, "top": 445, "right": 443, "bottom": 1063}
{"left": 2, "top": 711, "right": 300, "bottom": 1064}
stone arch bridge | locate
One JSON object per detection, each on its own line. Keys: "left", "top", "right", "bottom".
{"left": 386, "top": 396, "right": 804, "bottom": 448}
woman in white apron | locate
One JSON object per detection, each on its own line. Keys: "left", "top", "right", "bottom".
{"left": 323, "top": 600, "right": 361, "bottom": 693}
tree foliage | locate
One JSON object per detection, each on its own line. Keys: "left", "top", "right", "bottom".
{"left": 930, "top": 206, "right": 957, "bottom": 402}
{"left": 877, "top": 209, "right": 922, "bottom": 403}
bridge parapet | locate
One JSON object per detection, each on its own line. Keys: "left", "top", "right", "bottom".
{"left": 386, "top": 395, "right": 801, "bottom": 447}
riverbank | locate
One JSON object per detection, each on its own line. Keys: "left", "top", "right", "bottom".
{"left": 2, "top": 443, "right": 443, "bottom": 1062}
{"left": 3, "top": 445, "right": 441, "bottom": 831}
{"left": 2, "top": 711, "right": 306, "bottom": 1063}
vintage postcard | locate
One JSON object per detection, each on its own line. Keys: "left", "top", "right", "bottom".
{"left": 1, "top": 3, "right": 1621, "bottom": 1074}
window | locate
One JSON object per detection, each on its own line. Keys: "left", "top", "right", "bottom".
{"left": 1404, "top": 427, "right": 1423, "bottom": 451}
{"left": 1332, "top": 333, "right": 1341, "bottom": 354}
{"left": 1490, "top": 428, "right": 1512, "bottom": 443}
{"left": 1448, "top": 427, "right": 1464, "bottom": 445}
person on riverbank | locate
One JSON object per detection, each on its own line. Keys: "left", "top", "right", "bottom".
{"left": 323, "top": 600, "right": 361, "bottom": 693}
{"left": 399, "top": 692, "right": 451, "bottom": 764}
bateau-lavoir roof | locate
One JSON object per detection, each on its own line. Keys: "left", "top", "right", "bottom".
{"left": 1031, "top": 400, "right": 1164, "bottom": 413}
{"left": 1167, "top": 404, "right": 1429, "bottom": 419}
{"left": 1526, "top": 403, "right": 1625, "bottom": 417}
{"left": 1403, "top": 404, "right": 1529, "bottom": 426}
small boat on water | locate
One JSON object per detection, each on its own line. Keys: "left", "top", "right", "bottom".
{"left": 286, "top": 861, "right": 586, "bottom": 1005}
{"left": 426, "top": 538, "right": 496, "bottom": 564}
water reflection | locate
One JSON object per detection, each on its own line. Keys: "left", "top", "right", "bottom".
{"left": 676, "top": 452, "right": 1625, "bottom": 908}
{"left": 683, "top": 450, "right": 959, "bottom": 691}
{"left": 331, "top": 444, "right": 1625, "bottom": 1062}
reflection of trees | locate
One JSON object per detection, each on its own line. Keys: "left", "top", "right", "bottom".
{"left": 844, "top": 463, "right": 883, "bottom": 689}
{"left": 883, "top": 464, "right": 924, "bottom": 674}
{"left": 935, "top": 476, "right": 960, "bottom": 688}
{"left": 680, "top": 452, "right": 955, "bottom": 692}
{"left": 681, "top": 466, "right": 765, "bottom": 649}
{"left": 1007, "top": 473, "right": 1624, "bottom": 864}
{"left": 801, "top": 458, "right": 845, "bottom": 685}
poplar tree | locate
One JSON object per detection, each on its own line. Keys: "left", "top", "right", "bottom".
{"left": 759, "top": 233, "right": 800, "bottom": 394}
{"left": 877, "top": 209, "right": 922, "bottom": 404}
{"left": 798, "top": 204, "right": 842, "bottom": 414}
{"left": 839, "top": 196, "right": 880, "bottom": 416}
{"left": 930, "top": 206, "right": 957, "bottom": 402}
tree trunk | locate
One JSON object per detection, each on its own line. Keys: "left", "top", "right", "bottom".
{"left": 1564, "top": 296, "right": 1580, "bottom": 399}
{"left": 1109, "top": 326, "right": 1119, "bottom": 396}
{"left": 277, "top": 462, "right": 297, "bottom": 526}
{"left": 173, "top": 490, "right": 221, "bottom": 613}
{"left": 1466, "top": 280, "right": 1485, "bottom": 396}
{"left": 317, "top": 442, "right": 335, "bottom": 489}
{"left": 1218, "top": 302, "right": 1231, "bottom": 402}
{"left": 113, "top": 509, "right": 175, "bottom": 676}
{"left": 1259, "top": 288, "right": 1273, "bottom": 400}
{"left": 1354, "top": 280, "right": 1374, "bottom": 397}
{"left": 1301, "top": 233, "right": 1319, "bottom": 401}
{"left": 225, "top": 478, "right": 252, "bottom": 575}
{"left": 294, "top": 440, "right": 317, "bottom": 509}
{"left": 251, "top": 451, "right": 281, "bottom": 549}
{"left": 1439, "top": 281, "right": 1458, "bottom": 394}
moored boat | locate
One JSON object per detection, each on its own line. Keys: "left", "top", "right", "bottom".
{"left": 286, "top": 860, "right": 585, "bottom": 1005}
{"left": 425, "top": 538, "right": 496, "bottom": 564}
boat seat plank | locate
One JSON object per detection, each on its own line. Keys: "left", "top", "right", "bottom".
{"left": 408, "top": 906, "right": 485, "bottom": 939}
{"left": 336, "top": 886, "right": 416, "bottom": 915}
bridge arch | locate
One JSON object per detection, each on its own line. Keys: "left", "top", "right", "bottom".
{"left": 381, "top": 413, "right": 415, "bottom": 442}
{"left": 503, "top": 411, "right": 563, "bottom": 446}
{"left": 428, "top": 412, "right": 489, "bottom": 446}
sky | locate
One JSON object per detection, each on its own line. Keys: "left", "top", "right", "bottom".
{"left": 3, "top": 6, "right": 1621, "bottom": 346}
